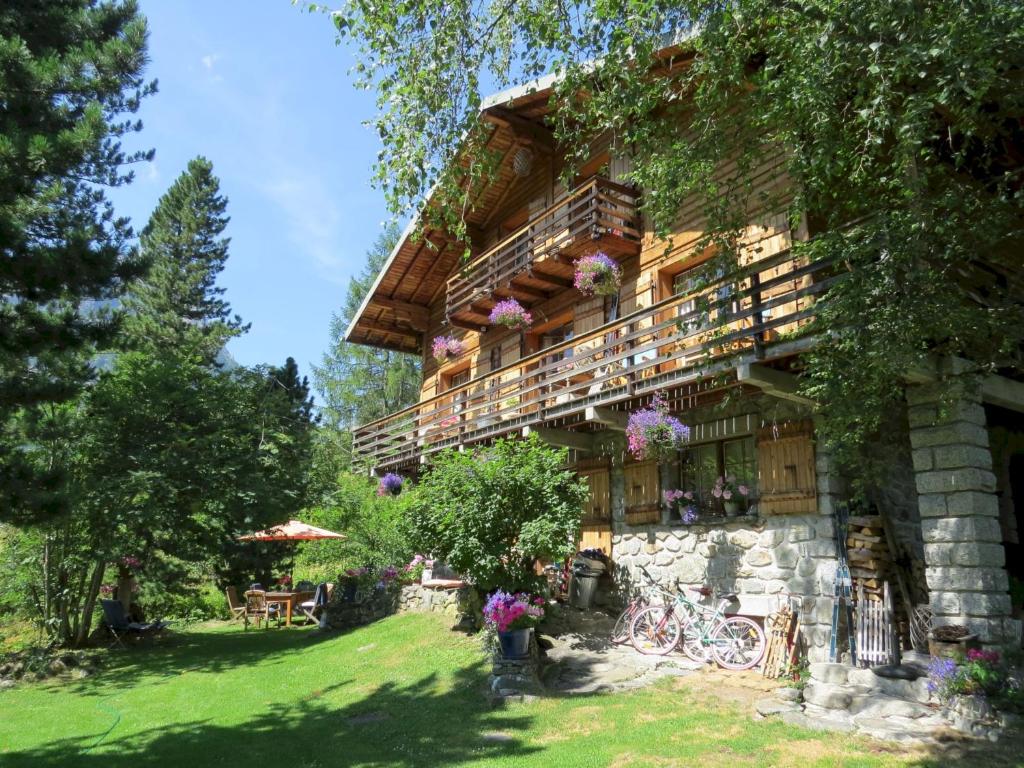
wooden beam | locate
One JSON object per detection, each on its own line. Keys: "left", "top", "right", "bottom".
{"left": 358, "top": 318, "right": 422, "bottom": 341}
{"left": 448, "top": 316, "right": 488, "bottom": 333}
{"left": 482, "top": 107, "right": 555, "bottom": 153}
{"left": 527, "top": 269, "right": 574, "bottom": 290}
{"left": 496, "top": 283, "right": 548, "bottom": 301}
{"left": 370, "top": 297, "right": 429, "bottom": 331}
{"left": 585, "top": 406, "right": 629, "bottom": 430}
{"left": 736, "top": 363, "right": 815, "bottom": 407}
{"left": 981, "top": 375, "right": 1024, "bottom": 414}
{"left": 522, "top": 426, "right": 594, "bottom": 452}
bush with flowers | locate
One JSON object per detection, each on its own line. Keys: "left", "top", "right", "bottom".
{"left": 483, "top": 590, "right": 546, "bottom": 633}
{"left": 431, "top": 334, "right": 464, "bottom": 365}
{"left": 626, "top": 392, "right": 690, "bottom": 460}
{"left": 928, "top": 648, "right": 1024, "bottom": 713}
{"left": 403, "top": 554, "right": 433, "bottom": 584}
{"left": 488, "top": 298, "right": 532, "bottom": 331}
{"left": 574, "top": 251, "right": 622, "bottom": 296}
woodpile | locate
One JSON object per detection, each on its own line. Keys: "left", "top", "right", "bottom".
{"left": 845, "top": 515, "right": 891, "bottom": 602}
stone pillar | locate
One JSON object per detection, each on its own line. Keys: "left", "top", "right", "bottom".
{"left": 907, "top": 382, "right": 1020, "bottom": 644}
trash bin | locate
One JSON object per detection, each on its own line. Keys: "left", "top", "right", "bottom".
{"left": 569, "top": 553, "right": 607, "bottom": 609}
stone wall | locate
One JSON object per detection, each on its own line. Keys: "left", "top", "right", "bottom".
{"left": 324, "top": 583, "right": 479, "bottom": 631}
{"left": 906, "top": 378, "right": 1020, "bottom": 644}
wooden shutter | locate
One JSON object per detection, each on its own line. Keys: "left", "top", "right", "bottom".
{"left": 624, "top": 460, "right": 660, "bottom": 525}
{"left": 757, "top": 420, "right": 817, "bottom": 515}
{"left": 579, "top": 468, "right": 611, "bottom": 525}
{"left": 578, "top": 466, "right": 613, "bottom": 555}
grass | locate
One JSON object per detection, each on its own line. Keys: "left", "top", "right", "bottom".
{"left": 0, "top": 613, "right": 1020, "bottom": 767}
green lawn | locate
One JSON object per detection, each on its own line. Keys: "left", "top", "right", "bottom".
{"left": 0, "top": 613, "right": 1019, "bottom": 767}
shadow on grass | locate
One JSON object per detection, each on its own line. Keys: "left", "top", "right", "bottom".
{"left": 5, "top": 624, "right": 539, "bottom": 768}
{"left": 49, "top": 623, "right": 340, "bottom": 698}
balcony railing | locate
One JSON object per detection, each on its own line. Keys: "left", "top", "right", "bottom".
{"left": 355, "top": 250, "right": 837, "bottom": 470}
{"left": 445, "top": 177, "right": 642, "bottom": 324}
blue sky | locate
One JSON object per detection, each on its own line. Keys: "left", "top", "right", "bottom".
{"left": 107, "top": 0, "right": 388, "bottom": 384}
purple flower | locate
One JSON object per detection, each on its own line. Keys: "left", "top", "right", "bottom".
{"left": 431, "top": 335, "right": 464, "bottom": 365}
{"left": 682, "top": 507, "right": 698, "bottom": 524}
{"left": 737, "top": 484, "right": 750, "bottom": 496}
{"left": 663, "top": 489, "right": 685, "bottom": 504}
{"left": 722, "top": 490, "right": 732, "bottom": 500}
{"left": 712, "top": 487, "right": 723, "bottom": 499}
{"left": 574, "top": 252, "right": 622, "bottom": 296}
{"left": 626, "top": 392, "right": 690, "bottom": 460}
{"left": 377, "top": 473, "right": 403, "bottom": 496}
{"left": 488, "top": 299, "right": 532, "bottom": 330}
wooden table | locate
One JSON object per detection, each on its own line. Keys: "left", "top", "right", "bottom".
{"left": 265, "top": 591, "right": 313, "bottom": 627}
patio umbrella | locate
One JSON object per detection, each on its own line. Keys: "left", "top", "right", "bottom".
{"left": 238, "top": 519, "right": 345, "bottom": 542}
{"left": 238, "top": 520, "right": 345, "bottom": 590}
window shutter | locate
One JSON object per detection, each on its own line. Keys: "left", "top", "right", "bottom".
{"left": 624, "top": 460, "right": 660, "bottom": 525}
{"left": 579, "top": 468, "right": 611, "bottom": 525}
{"left": 756, "top": 420, "right": 817, "bottom": 515}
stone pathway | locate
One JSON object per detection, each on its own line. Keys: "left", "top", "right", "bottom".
{"left": 540, "top": 608, "right": 702, "bottom": 694}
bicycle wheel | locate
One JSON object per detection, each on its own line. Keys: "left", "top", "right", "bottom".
{"left": 611, "top": 601, "right": 640, "bottom": 645}
{"left": 710, "top": 616, "right": 766, "bottom": 670}
{"left": 679, "top": 617, "right": 711, "bottom": 663}
{"left": 629, "top": 605, "right": 681, "bottom": 655}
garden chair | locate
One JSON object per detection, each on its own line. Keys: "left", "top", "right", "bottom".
{"left": 225, "top": 586, "right": 246, "bottom": 622}
{"left": 298, "top": 582, "right": 331, "bottom": 625}
{"left": 100, "top": 599, "right": 169, "bottom": 648}
{"left": 243, "top": 590, "right": 280, "bottom": 630}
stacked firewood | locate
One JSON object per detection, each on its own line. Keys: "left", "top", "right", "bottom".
{"left": 845, "top": 515, "right": 891, "bottom": 602}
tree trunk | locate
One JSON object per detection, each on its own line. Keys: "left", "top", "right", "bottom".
{"left": 73, "top": 559, "right": 106, "bottom": 648}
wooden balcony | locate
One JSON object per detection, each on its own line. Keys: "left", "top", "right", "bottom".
{"left": 355, "top": 250, "right": 838, "bottom": 470}
{"left": 445, "top": 177, "right": 642, "bottom": 328}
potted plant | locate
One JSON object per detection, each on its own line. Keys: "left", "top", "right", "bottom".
{"left": 663, "top": 489, "right": 700, "bottom": 523}
{"left": 711, "top": 476, "right": 750, "bottom": 516}
{"left": 574, "top": 251, "right": 622, "bottom": 297}
{"left": 928, "top": 649, "right": 1010, "bottom": 726}
{"left": 626, "top": 392, "right": 690, "bottom": 460}
{"left": 377, "top": 472, "right": 404, "bottom": 496}
{"left": 488, "top": 299, "right": 533, "bottom": 331}
{"left": 431, "top": 334, "right": 464, "bottom": 366}
{"left": 483, "top": 590, "right": 546, "bottom": 659}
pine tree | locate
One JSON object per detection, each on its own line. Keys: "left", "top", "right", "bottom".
{"left": 0, "top": 0, "right": 154, "bottom": 523}
{"left": 126, "top": 157, "right": 248, "bottom": 361}
{"left": 313, "top": 225, "right": 421, "bottom": 441}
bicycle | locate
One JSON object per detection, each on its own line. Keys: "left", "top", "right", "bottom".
{"left": 629, "top": 572, "right": 766, "bottom": 670}
{"left": 610, "top": 568, "right": 664, "bottom": 645}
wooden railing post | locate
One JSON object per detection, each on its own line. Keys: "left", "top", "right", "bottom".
{"left": 750, "top": 270, "right": 766, "bottom": 360}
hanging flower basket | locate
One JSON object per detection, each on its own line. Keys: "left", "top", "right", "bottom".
{"left": 488, "top": 299, "right": 532, "bottom": 331}
{"left": 626, "top": 392, "right": 690, "bottom": 461}
{"left": 376, "top": 472, "right": 404, "bottom": 496}
{"left": 431, "top": 334, "right": 464, "bottom": 366}
{"left": 574, "top": 252, "right": 622, "bottom": 297}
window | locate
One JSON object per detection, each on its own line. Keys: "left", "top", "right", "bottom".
{"left": 449, "top": 368, "right": 470, "bottom": 388}
{"left": 668, "top": 436, "right": 757, "bottom": 518}
{"left": 489, "top": 345, "right": 501, "bottom": 372}
{"left": 541, "top": 322, "right": 574, "bottom": 365}
{"left": 672, "top": 261, "right": 736, "bottom": 330}
{"left": 604, "top": 293, "right": 619, "bottom": 323}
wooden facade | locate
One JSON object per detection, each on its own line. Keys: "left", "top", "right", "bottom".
{"left": 346, "top": 78, "right": 830, "bottom": 540}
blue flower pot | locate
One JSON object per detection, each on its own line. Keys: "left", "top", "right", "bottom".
{"left": 498, "top": 628, "right": 531, "bottom": 660}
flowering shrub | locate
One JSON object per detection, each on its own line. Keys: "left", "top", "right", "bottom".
{"left": 928, "top": 649, "right": 1023, "bottom": 710}
{"left": 483, "top": 590, "right": 546, "bottom": 633}
{"left": 377, "top": 472, "right": 404, "bottom": 496}
{"left": 403, "top": 554, "right": 433, "bottom": 583}
{"left": 626, "top": 393, "right": 690, "bottom": 460}
{"left": 119, "top": 555, "right": 141, "bottom": 571}
{"left": 431, "top": 334, "right": 464, "bottom": 365}
{"left": 99, "top": 584, "right": 115, "bottom": 596}
{"left": 711, "top": 476, "right": 750, "bottom": 502}
{"left": 276, "top": 575, "right": 292, "bottom": 589}
{"left": 488, "top": 298, "right": 532, "bottom": 330}
{"left": 681, "top": 507, "right": 699, "bottom": 524}
{"left": 574, "top": 251, "right": 622, "bottom": 296}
